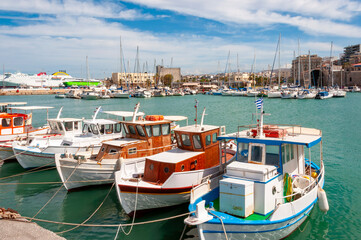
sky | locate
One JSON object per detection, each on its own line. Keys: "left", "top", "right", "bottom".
{"left": 0, "top": 0, "right": 361, "bottom": 78}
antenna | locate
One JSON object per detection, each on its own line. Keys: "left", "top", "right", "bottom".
{"left": 92, "top": 106, "right": 102, "bottom": 121}
{"left": 194, "top": 99, "right": 199, "bottom": 127}
{"left": 200, "top": 107, "right": 207, "bottom": 127}
{"left": 56, "top": 107, "right": 63, "bottom": 119}
{"left": 132, "top": 103, "right": 140, "bottom": 123}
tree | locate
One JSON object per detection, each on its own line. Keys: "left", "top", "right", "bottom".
{"left": 162, "top": 74, "right": 173, "bottom": 87}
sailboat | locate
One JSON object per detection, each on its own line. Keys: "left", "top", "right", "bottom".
{"left": 268, "top": 34, "right": 282, "bottom": 98}
{"left": 297, "top": 52, "right": 316, "bottom": 99}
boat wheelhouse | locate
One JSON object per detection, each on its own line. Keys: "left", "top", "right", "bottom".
{"left": 12, "top": 107, "right": 126, "bottom": 169}
{"left": 185, "top": 109, "right": 327, "bottom": 240}
{"left": 55, "top": 109, "right": 176, "bottom": 190}
{"left": 115, "top": 109, "right": 236, "bottom": 215}
{"left": 0, "top": 104, "right": 52, "bottom": 161}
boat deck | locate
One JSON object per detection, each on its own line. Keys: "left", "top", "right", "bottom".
{"left": 208, "top": 198, "right": 272, "bottom": 221}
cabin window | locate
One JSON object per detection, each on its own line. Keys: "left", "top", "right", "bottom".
{"left": 249, "top": 144, "right": 265, "bottom": 164}
{"left": 237, "top": 142, "right": 249, "bottom": 162}
{"left": 265, "top": 145, "right": 280, "bottom": 167}
{"left": 114, "top": 123, "right": 121, "bottom": 133}
{"left": 128, "top": 125, "right": 136, "bottom": 135}
{"left": 57, "top": 122, "right": 64, "bottom": 131}
{"left": 282, "top": 144, "right": 294, "bottom": 164}
{"left": 282, "top": 145, "right": 286, "bottom": 164}
{"left": 82, "top": 124, "right": 89, "bottom": 133}
{"left": 123, "top": 124, "right": 129, "bottom": 134}
{"left": 99, "top": 125, "right": 105, "bottom": 134}
{"left": 74, "top": 122, "right": 79, "bottom": 130}
{"left": 152, "top": 125, "right": 161, "bottom": 136}
{"left": 145, "top": 125, "right": 152, "bottom": 137}
{"left": 64, "top": 122, "right": 73, "bottom": 131}
{"left": 90, "top": 124, "right": 99, "bottom": 135}
{"left": 109, "top": 149, "right": 118, "bottom": 155}
{"left": 205, "top": 135, "right": 211, "bottom": 146}
{"left": 193, "top": 135, "right": 202, "bottom": 149}
{"left": 161, "top": 124, "right": 170, "bottom": 135}
{"left": 62, "top": 142, "right": 71, "bottom": 146}
{"left": 136, "top": 125, "right": 146, "bottom": 137}
{"left": 101, "top": 147, "right": 105, "bottom": 152}
{"left": 181, "top": 165, "right": 185, "bottom": 171}
{"left": 105, "top": 124, "right": 113, "bottom": 134}
{"left": 164, "top": 167, "right": 169, "bottom": 173}
{"left": 128, "top": 148, "right": 137, "bottom": 155}
{"left": 1, "top": 118, "right": 11, "bottom": 127}
{"left": 149, "top": 164, "right": 154, "bottom": 170}
{"left": 13, "top": 117, "right": 23, "bottom": 127}
{"left": 181, "top": 134, "right": 191, "bottom": 146}
{"left": 176, "top": 133, "right": 182, "bottom": 147}
{"left": 212, "top": 133, "right": 218, "bottom": 143}
{"left": 49, "top": 122, "right": 58, "bottom": 131}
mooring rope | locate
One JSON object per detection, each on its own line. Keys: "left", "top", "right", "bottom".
{"left": 57, "top": 182, "right": 115, "bottom": 234}
{"left": 0, "top": 164, "right": 56, "bottom": 181}
{"left": 0, "top": 179, "right": 114, "bottom": 185}
{"left": 29, "top": 163, "right": 80, "bottom": 222}
{"left": 209, "top": 211, "right": 229, "bottom": 240}
{"left": 20, "top": 211, "right": 194, "bottom": 227}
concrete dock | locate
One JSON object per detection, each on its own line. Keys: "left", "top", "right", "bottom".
{"left": 0, "top": 88, "right": 69, "bottom": 96}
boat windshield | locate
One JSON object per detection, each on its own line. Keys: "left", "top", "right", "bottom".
{"left": 64, "top": 122, "right": 73, "bottom": 131}
{"left": 90, "top": 124, "right": 99, "bottom": 135}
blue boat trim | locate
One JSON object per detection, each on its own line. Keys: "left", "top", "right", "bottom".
{"left": 202, "top": 204, "right": 314, "bottom": 234}
{"left": 206, "top": 198, "right": 318, "bottom": 225}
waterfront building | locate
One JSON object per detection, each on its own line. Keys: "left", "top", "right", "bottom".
{"left": 340, "top": 44, "right": 361, "bottom": 65}
{"left": 292, "top": 55, "right": 322, "bottom": 86}
{"left": 111, "top": 72, "right": 155, "bottom": 88}
{"left": 156, "top": 65, "right": 181, "bottom": 86}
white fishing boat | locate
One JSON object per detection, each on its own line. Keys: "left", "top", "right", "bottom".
{"left": 0, "top": 104, "right": 52, "bottom": 160}
{"left": 113, "top": 90, "right": 130, "bottom": 98}
{"left": 12, "top": 107, "right": 124, "bottom": 169}
{"left": 315, "top": 91, "right": 333, "bottom": 99}
{"left": 246, "top": 90, "right": 258, "bottom": 97}
{"left": 134, "top": 89, "right": 152, "bottom": 98}
{"left": 55, "top": 107, "right": 178, "bottom": 190}
{"left": 267, "top": 90, "right": 282, "bottom": 98}
{"left": 184, "top": 102, "right": 328, "bottom": 240}
{"left": 281, "top": 90, "right": 297, "bottom": 99}
{"left": 115, "top": 108, "right": 237, "bottom": 215}
{"left": 80, "top": 91, "right": 99, "bottom": 100}
{"left": 297, "top": 89, "right": 316, "bottom": 99}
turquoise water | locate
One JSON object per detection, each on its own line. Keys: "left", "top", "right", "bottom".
{"left": 0, "top": 94, "right": 360, "bottom": 239}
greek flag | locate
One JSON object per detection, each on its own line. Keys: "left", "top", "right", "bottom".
{"left": 255, "top": 98, "right": 263, "bottom": 109}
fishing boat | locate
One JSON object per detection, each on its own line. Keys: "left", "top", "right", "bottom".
{"left": 115, "top": 107, "right": 237, "bottom": 215}
{"left": 281, "top": 90, "right": 297, "bottom": 99}
{"left": 0, "top": 104, "right": 52, "bottom": 160}
{"left": 80, "top": 91, "right": 99, "bottom": 100}
{"left": 12, "top": 107, "right": 125, "bottom": 169}
{"left": 55, "top": 108, "right": 179, "bottom": 190}
{"left": 184, "top": 102, "right": 328, "bottom": 240}
{"left": 315, "top": 91, "right": 333, "bottom": 99}
{"left": 297, "top": 89, "right": 316, "bottom": 99}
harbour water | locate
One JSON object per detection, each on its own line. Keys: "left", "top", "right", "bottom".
{"left": 0, "top": 94, "right": 360, "bottom": 239}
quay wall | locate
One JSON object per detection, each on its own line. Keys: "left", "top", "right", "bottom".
{"left": 0, "top": 89, "right": 69, "bottom": 96}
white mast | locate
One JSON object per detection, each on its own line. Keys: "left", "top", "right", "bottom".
{"left": 308, "top": 50, "right": 311, "bottom": 88}
{"left": 278, "top": 33, "right": 281, "bottom": 86}
{"left": 298, "top": 39, "right": 300, "bottom": 86}
{"left": 330, "top": 41, "right": 334, "bottom": 86}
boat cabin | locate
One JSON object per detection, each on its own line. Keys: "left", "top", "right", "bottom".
{"left": 217, "top": 125, "right": 322, "bottom": 216}
{"left": 95, "top": 118, "right": 173, "bottom": 161}
{"left": 81, "top": 119, "right": 122, "bottom": 136}
{"left": 142, "top": 124, "right": 224, "bottom": 184}
{"left": 47, "top": 118, "right": 83, "bottom": 135}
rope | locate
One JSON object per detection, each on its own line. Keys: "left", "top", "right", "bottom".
{"left": 0, "top": 165, "right": 56, "bottom": 181}
{"left": 298, "top": 217, "right": 310, "bottom": 232}
{"left": 29, "top": 163, "right": 80, "bottom": 222}
{"left": 209, "top": 211, "right": 229, "bottom": 240}
{"left": 57, "top": 182, "right": 115, "bottom": 234}
{"left": 0, "top": 148, "right": 28, "bottom": 161}
{"left": 0, "top": 179, "right": 114, "bottom": 185}
{"left": 114, "top": 178, "right": 139, "bottom": 238}
{"left": 178, "top": 215, "right": 190, "bottom": 240}
{"left": 20, "top": 211, "right": 194, "bottom": 227}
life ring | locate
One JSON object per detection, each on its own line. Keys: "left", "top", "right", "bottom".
{"left": 283, "top": 173, "right": 293, "bottom": 202}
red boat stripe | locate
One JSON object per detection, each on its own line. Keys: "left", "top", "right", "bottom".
{"left": 118, "top": 184, "right": 194, "bottom": 194}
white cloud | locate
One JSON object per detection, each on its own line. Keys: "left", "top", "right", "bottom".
{"left": 123, "top": 0, "right": 361, "bottom": 37}
{"left": 0, "top": 0, "right": 154, "bottom": 20}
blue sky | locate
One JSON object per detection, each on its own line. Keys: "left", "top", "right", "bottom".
{"left": 0, "top": 0, "right": 361, "bottom": 78}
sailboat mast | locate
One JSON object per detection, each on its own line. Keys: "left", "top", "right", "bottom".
{"left": 330, "top": 41, "right": 334, "bottom": 86}
{"left": 298, "top": 39, "right": 300, "bottom": 86}
{"left": 308, "top": 50, "right": 311, "bottom": 88}
{"left": 278, "top": 34, "right": 281, "bottom": 86}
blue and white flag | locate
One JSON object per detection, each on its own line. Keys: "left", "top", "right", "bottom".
{"left": 255, "top": 98, "right": 263, "bottom": 109}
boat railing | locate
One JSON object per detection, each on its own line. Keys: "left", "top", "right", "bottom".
{"left": 236, "top": 124, "right": 322, "bottom": 138}
{"left": 275, "top": 167, "right": 324, "bottom": 205}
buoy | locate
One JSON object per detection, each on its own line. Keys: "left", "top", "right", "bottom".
{"left": 317, "top": 187, "right": 329, "bottom": 213}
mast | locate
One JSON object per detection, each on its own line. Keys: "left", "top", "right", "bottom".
{"left": 298, "top": 39, "right": 300, "bottom": 86}
{"left": 308, "top": 50, "right": 311, "bottom": 88}
{"left": 330, "top": 41, "right": 334, "bottom": 86}
{"left": 293, "top": 51, "right": 296, "bottom": 85}
{"left": 2, "top": 64, "right": 4, "bottom": 88}
{"left": 225, "top": 50, "right": 230, "bottom": 86}
{"left": 278, "top": 33, "right": 281, "bottom": 86}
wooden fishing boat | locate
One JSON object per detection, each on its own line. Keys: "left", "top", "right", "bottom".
{"left": 55, "top": 109, "right": 177, "bottom": 190}
{"left": 0, "top": 103, "right": 52, "bottom": 161}
{"left": 184, "top": 102, "right": 328, "bottom": 240}
{"left": 115, "top": 108, "right": 237, "bottom": 215}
